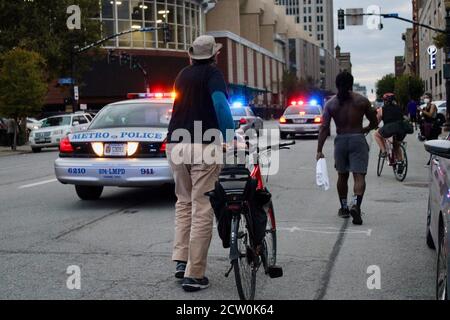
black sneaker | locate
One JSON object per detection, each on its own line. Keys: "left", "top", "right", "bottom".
{"left": 175, "top": 261, "right": 187, "bottom": 279}
{"left": 182, "top": 277, "right": 210, "bottom": 292}
{"left": 338, "top": 208, "right": 350, "bottom": 219}
{"left": 350, "top": 205, "right": 363, "bottom": 226}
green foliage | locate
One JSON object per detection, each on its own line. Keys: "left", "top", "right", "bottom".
{"left": 0, "top": 0, "right": 102, "bottom": 81}
{"left": 433, "top": 33, "right": 446, "bottom": 49}
{"left": 0, "top": 49, "right": 48, "bottom": 119}
{"left": 394, "top": 75, "right": 424, "bottom": 109}
{"left": 376, "top": 74, "right": 396, "bottom": 99}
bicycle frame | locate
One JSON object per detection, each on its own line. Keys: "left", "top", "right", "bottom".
{"left": 384, "top": 137, "right": 403, "bottom": 166}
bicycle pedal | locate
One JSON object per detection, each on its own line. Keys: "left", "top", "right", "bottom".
{"left": 267, "top": 266, "right": 283, "bottom": 279}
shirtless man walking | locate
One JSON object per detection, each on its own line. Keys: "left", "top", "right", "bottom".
{"left": 317, "top": 71, "right": 378, "bottom": 225}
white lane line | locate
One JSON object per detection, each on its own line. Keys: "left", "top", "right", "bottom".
{"left": 18, "top": 179, "right": 57, "bottom": 189}
{"left": 278, "top": 226, "right": 372, "bottom": 237}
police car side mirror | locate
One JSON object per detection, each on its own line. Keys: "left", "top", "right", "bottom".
{"left": 425, "top": 140, "right": 450, "bottom": 159}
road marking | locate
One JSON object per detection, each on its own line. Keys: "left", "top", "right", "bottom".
{"left": 18, "top": 179, "right": 57, "bottom": 189}
{"left": 278, "top": 226, "right": 372, "bottom": 237}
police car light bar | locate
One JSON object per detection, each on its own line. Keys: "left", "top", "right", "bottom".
{"left": 127, "top": 92, "right": 176, "bottom": 99}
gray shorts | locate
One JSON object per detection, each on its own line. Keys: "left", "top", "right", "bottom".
{"left": 334, "top": 134, "right": 369, "bottom": 174}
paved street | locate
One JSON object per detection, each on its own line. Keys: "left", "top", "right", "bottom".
{"left": 0, "top": 122, "right": 436, "bottom": 300}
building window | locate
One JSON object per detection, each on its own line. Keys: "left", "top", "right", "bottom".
{"left": 99, "top": 0, "right": 201, "bottom": 50}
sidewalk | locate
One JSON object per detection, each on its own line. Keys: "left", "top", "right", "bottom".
{"left": 0, "top": 145, "right": 32, "bottom": 157}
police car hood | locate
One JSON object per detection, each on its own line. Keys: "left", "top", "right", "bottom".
{"left": 69, "top": 127, "right": 167, "bottom": 143}
{"left": 33, "top": 125, "right": 69, "bottom": 133}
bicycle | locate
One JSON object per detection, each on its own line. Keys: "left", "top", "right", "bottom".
{"left": 377, "top": 137, "right": 408, "bottom": 182}
{"left": 208, "top": 140, "right": 295, "bottom": 300}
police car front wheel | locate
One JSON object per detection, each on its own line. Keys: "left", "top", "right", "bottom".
{"left": 75, "top": 185, "right": 104, "bottom": 201}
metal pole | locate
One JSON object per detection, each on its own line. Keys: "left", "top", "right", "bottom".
{"left": 445, "top": 8, "right": 450, "bottom": 131}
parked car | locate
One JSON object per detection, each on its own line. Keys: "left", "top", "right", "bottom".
{"left": 424, "top": 139, "right": 450, "bottom": 300}
{"left": 26, "top": 118, "right": 42, "bottom": 133}
{"left": 29, "top": 113, "right": 92, "bottom": 153}
{"left": 230, "top": 105, "right": 264, "bottom": 133}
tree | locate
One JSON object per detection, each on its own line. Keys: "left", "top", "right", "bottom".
{"left": 0, "top": 0, "right": 102, "bottom": 81}
{"left": 282, "top": 70, "right": 319, "bottom": 104}
{"left": 0, "top": 49, "right": 48, "bottom": 150}
{"left": 394, "top": 75, "right": 424, "bottom": 111}
{"left": 376, "top": 74, "right": 396, "bottom": 99}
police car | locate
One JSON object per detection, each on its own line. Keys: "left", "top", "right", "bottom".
{"left": 54, "top": 93, "right": 175, "bottom": 200}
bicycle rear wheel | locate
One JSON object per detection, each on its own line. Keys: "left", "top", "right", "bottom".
{"left": 377, "top": 151, "right": 385, "bottom": 177}
{"left": 263, "top": 202, "right": 277, "bottom": 269}
{"left": 231, "top": 214, "right": 257, "bottom": 300}
{"left": 394, "top": 144, "right": 408, "bottom": 182}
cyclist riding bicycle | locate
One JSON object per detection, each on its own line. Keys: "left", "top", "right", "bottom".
{"left": 374, "top": 93, "right": 406, "bottom": 170}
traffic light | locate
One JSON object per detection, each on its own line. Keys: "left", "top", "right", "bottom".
{"left": 338, "top": 9, "right": 345, "bottom": 30}
{"left": 130, "top": 56, "right": 140, "bottom": 70}
{"left": 107, "top": 50, "right": 118, "bottom": 64}
{"left": 163, "top": 23, "right": 171, "bottom": 44}
{"left": 120, "top": 52, "right": 131, "bottom": 66}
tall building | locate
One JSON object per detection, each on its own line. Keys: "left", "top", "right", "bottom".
{"left": 335, "top": 45, "right": 351, "bottom": 74}
{"left": 275, "top": 0, "right": 335, "bottom": 54}
{"left": 418, "top": 0, "right": 446, "bottom": 100}
{"left": 353, "top": 83, "right": 367, "bottom": 97}
{"left": 395, "top": 56, "right": 405, "bottom": 77}
{"left": 402, "top": 28, "right": 415, "bottom": 75}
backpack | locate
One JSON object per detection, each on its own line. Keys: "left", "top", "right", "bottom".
{"left": 206, "top": 166, "right": 271, "bottom": 248}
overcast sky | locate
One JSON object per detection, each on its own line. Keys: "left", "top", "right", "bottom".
{"left": 334, "top": 0, "right": 413, "bottom": 101}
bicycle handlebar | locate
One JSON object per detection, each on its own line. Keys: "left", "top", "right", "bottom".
{"left": 262, "top": 140, "right": 296, "bottom": 152}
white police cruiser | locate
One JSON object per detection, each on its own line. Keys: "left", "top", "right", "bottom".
{"left": 54, "top": 93, "right": 175, "bottom": 200}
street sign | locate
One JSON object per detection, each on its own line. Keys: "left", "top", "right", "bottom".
{"left": 74, "top": 86, "right": 79, "bottom": 101}
{"left": 58, "top": 78, "right": 74, "bottom": 86}
{"left": 385, "top": 13, "right": 399, "bottom": 18}
{"left": 346, "top": 8, "right": 364, "bottom": 26}
{"left": 428, "top": 45, "right": 438, "bottom": 70}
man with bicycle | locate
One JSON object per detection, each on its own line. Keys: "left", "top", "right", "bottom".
{"left": 166, "top": 35, "right": 235, "bottom": 292}
{"left": 374, "top": 93, "right": 407, "bottom": 174}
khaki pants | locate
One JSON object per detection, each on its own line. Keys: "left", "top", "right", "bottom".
{"left": 166, "top": 143, "right": 222, "bottom": 279}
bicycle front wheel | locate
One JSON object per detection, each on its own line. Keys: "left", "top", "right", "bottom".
{"left": 377, "top": 151, "right": 385, "bottom": 177}
{"left": 231, "top": 214, "right": 257, "bottom": 301}
{"left": 394, "top": 144, "right": 408, "bottom": 182}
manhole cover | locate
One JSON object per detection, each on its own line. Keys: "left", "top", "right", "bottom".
{"left": 404, "top": 182, "right": 429, "bottom": 188}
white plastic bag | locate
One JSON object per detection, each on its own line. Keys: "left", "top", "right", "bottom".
{"left": 316, "top": 158, "right": 330, "bottom": 191}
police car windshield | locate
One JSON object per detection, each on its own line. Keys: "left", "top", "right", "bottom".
{"left": 41, "top": 116, "right": 71, "bottom": 128}
{"left": 286, "top": 106, "right": 321, "bottom": 115}
{"left": 231, "top": 108, "right": 247, "bottom": 117}
{"left": 89, "top": 103, "right": 172, "bottom": 129}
